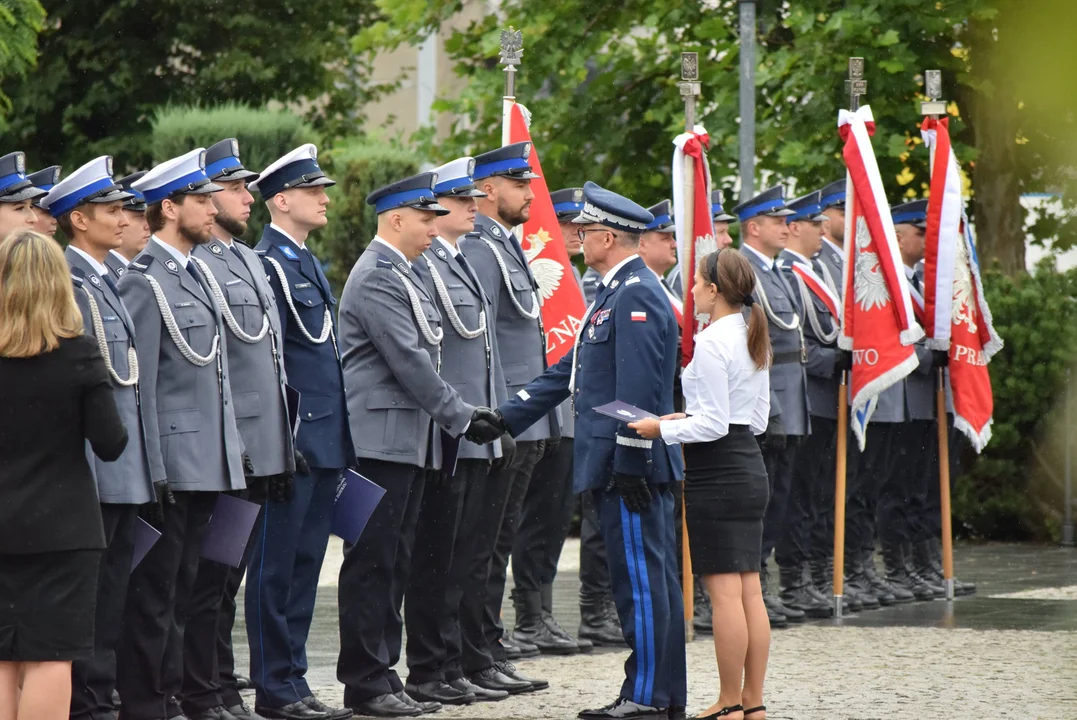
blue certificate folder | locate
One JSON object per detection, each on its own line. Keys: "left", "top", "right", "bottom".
{"left": 200, "top": 494, "right": 261, "bottom": 568}
{"left": 593, "top": 400, "right": 658, "bottom": 423}
{"left": 331, "top": 469, "right": 387, "bottom": 544}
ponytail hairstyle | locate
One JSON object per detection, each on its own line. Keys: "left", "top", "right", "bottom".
{"left": 699, "top": 249, "right": 772, "bottom": 370}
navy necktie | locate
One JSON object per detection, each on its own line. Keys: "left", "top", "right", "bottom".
{"left": 229, "top": 243, "right": 244, "bottom": 263}
{"left": 102, "top": 273, "right": 120, "bottom": 297}
{"left": 186, "top": 261, "right": 206, "bottom": 291}
{"left": 455, "top": 254, "right": 479, "bottom": 287}
{"left": 912, "top": 273, "right": 922, "bottom": 292}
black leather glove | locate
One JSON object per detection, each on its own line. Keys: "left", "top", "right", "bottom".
{"left": 490, "top": 433, "right": 517, "bottom": 474}
{"left": 268, "top": 472, "right": 295, "bottom": 504}
{"left": 543, "top": 436, "right": 561, "bottom": 458}
{"left": 835, "top": 349, "right": 854, "bottom": 374}
{"left": 932, "top": 349, "right": 949, "bottom": 367}
{"left": 762, "top": 417, "right": 787, "bottom": 452}
{"left": 242, "top": 453, "right": 255, "bottom": 476}
{"left": 294, "top": 449, "right": 310, "bottom": 476}
{"left": 465, "top": 407, "right": 507, "bottom": 444}
{"left": 152, "top": 480, "right": 175, "bottom": 523}
{"left": 611, "top": 473, "right": 653, "bottom": 514}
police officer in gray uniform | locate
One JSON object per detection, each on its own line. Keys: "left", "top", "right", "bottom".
{"left": 184, "top": 138, "right": 299, "bottom": 720}
{"left": 733, "top": 185, "right": 809, "bottom": 628}
{"left": 42, "top": 156, "right": 155, "bottom": 720}
{"left": 336, "top": 171, "right": 499, "bottom": 718}
{"left": 106, "top": 171, "right": 152, "bottom": 280}
{"left": 460, "top": 142, "right": 560, "bottom": 670}
{"left": 817, "top": 179, "right": 847, "bottom": 285}
{"left": 115, "top": 148, "right": 247, "bottom": 720}
{"left": 403, "top": 157, "right": 518, "bottom": 704}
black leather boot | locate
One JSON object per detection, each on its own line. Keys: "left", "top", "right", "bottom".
{"left": 883, "top": 543, "right": 933, "bottom": 601}
{"left": 578, "top": 596, "right": 625, "bottom": 647}
{"left": 779, "top": 564, "right": 832, "bottom": 618}
{"left": 861, "top": 550, "right": 904, "bottom": 604}
{"left": 512, "top": 588, "right": 577, "bottom": 655}
{"left": 843, "top": 555, "right": 884, "bottom": 609}
{"left": 541, "top": 583, "right": 591, "bottom": 652}
{"left": 927, "top": 537, "right": 976, "bottom": 595}
{"left": 692, "top": 577, "right": 713, "bottom": 635}
{"left": 805, "top": 561, "right": 857, "bottom": 613}
{"left": 903, "top": 542, "right": 944, "bottom": 598}
{"left": 761, "top": 564, "right": 801, "bottom": 624}
{"left": 911, "top": 540, "right": 946, "bottom": 597}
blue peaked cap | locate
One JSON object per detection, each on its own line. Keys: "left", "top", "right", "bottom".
{"left": 0, "top": 152, "right": 46, "bottom": 203}
{"left": 204, "top": 138, "right": 259, "bottom": 183}
{"left": 891, "top": 199, "right": 928, "bottom": 228}
{"left": 572, "top": 181, "right": 652, "bottom": 232}
{"left": 711, "top": 189, "right": 735, "bottom": 222}
{"left": 366, "top": 171, "right": 449, "bottom": 215}
{"left": 473, "top": 142, "right": 541, "bottom": 181}
{"left": 646, "top": 199, "right": 675, "bottom": 232}
{"left": 550, "top": 187, "right": 585, "bottom": 220}
{"left": 819, "top": 178, "right": 846, "bottom": 210}
{"left": 786, "top": 190, "right": 829, "bottom": 223}
{"left": 732, "top": 185, "right": 796, "bottom": 222}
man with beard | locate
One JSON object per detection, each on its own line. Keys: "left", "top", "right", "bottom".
{"left": 116, "top": 148, "right": 247, "bottom": 720}
{"left": 182, "top": 139, "right": 299, "bottom": 720}
{"left": 27, "top": 165, "right": 61, "bottom": 237}
{"left": 105, "top": 171, "right": 152, "bottom": 279}
{"left": 41, "top": 156, "right": 156, "bottom": 720}
{"left": 247, "top": 145, "right": 354, "bottom": 720}
{"left": 458, "top": 142, "right": 558, "bottom": 685}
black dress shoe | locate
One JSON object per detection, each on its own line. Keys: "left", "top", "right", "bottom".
{"left": 346, "top": 693, "right": 420, "bottom": 718}
{"left": 578, "top": 697, "right": 668, "bottom": 719}
{"left": 188, "top": 706, "right": 240, "bottom": 720}
{"left": 256, "top": 701, "right": 330, "bottom": 720}
{"left": 468, "top": 666, "right": 531, "bottom": 695}
{"left": 404, "top": 680, "right": 473, "bottom": 706}
{"left": 236, "top": 676, "right": 253, "bottom": 691}
{"left": 302, "top": 696, "right": 352, "bottom": 720}
{"left": 494, "top": 660, "right": 549, "bottom": 691}
{"left": 228, "top": 702, "right": 268, "bottom": 720}
{"left": 394, "top": 691, "right": 440, "bottom": 714}
{"left": 448, "top": 677, "right": 508, "bottom": 702}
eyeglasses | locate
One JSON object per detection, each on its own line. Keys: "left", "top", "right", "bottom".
{"left": 577, "top": 228, "right": 609, "bottom": 242}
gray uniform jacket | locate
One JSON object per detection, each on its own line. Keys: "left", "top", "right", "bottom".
{"left": 780, "top": 250, "right": 839, "bottom": 422}
{"left": 104, "top": 250, "right": 130, "bottom": 280}
{"left": 745, "top": 246, "right": 810, "bottom": 437}
{"left": 193, "top": 238, "right": 294, "bottom": 477}
{"left": 118, "top": 239, "right": 246, "bottom": 492}
{"left": 66, "top": 248, "right": 155, "bottom": 505}
{"left": 818, "top": 239, "right": 845, "bottom": 298}
{"left": 904, "top": 265, "right": 939, "bottom": 421}
{"left": 460, "top": 214, "right": 559, "bottom": 442}
{"left": 338, "top": 239, "right": 474, "bottom": 470}
{"left": 582, "top": 266, "right": 602, "bottom": 305}
{"left": 418, "top": 239, "right": 506, "bottom": 461}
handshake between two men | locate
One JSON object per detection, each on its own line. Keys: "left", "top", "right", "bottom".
{"left": 466, "top": 407, "right": 509, "bottom": 445}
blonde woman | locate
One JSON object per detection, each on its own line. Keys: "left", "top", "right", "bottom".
{"left": 0, "top": 231, "right": 128, "bottom": 720}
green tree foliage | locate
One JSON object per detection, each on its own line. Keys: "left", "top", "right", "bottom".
{"left": 0, "top": 0, "right": 381, "bottom": 172}
{"left": 0, "top": 0, "right": 45, "bottom": 114}
{"left": 355, "top": 0, "right": 1076, "bottom": 275}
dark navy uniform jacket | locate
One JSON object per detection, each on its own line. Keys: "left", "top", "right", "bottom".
{"left": 499, "top": 256, "right": 683, "bottom": 493}
{"left": 255, "top": 224, "right": 354, "bottom": 470}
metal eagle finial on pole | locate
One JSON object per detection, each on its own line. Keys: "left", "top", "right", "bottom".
{"left": 500, "top": 27, "right": 523, "bottom": 145}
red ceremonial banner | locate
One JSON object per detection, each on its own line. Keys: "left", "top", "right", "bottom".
{"left": 678, "top": 132, "right": 715, "bottom": 367}
{"left": 508, "top": 103, "right": 587, "bottom": 365}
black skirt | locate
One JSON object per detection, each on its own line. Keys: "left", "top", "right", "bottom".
{"left": 683, "top": 425, "right": 770, "bottom": 575}
{"left": 0, "top": 549, "right": 101, "bottom": 661}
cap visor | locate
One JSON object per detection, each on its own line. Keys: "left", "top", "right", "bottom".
{"left": 496, "top": 169, "right": 542, "bottom": 181}
{"left": 187, "top": 181, "right": 225, "bottom": 195}
{"left": 214, "top": 168, "right": 260, "bottom": 183}
{"left": 572, "top": 209, "right": 603, "bottom": 225}
{"left": 0, "top": 185, "right": 47, "bottom": 203}
{"left": 295, "top": 176, "right": 336, "bottom": 189}
{"left": 407, "top": 201, "right": 450, "bottom": 217}
{"left": 88, "top": 189, "right": 136, "bottom": 204}
{"left": 765, "top": 208, "right": 797, "bottom": 217}
{"left": 441, "top": 187, "right": 487, "bottom": 199}
{"left": 713, "top": 212, "right": 736, "bottom": 222}
{"left": 811, "top": 212, "right": 829, "bottom": 222}
{"left": 656, "top": 224, "right": 676, "bottom": 234}
{"left": 823, "top": 201, "right": 846, "bottom": 210}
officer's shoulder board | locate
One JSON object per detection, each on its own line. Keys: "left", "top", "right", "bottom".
{"left": 70, "top": 273, "right": 84, "bottom": 288}
{"left": 127, "top": 254, "right": 154, "bottom": 273}
{"left": 278, "top": 243, "right": 300, "bottom": 261}
{"left": 376, "top": 256, "right": 394, "bottom": 269}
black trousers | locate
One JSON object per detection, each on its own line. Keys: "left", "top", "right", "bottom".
{"left": 579, "top": 490, "right": 612, "bottom": 604}
{"left": 777, "top": 417, "right": 837, "bottom": 570}
{"left": 404, "top": 463, "right": 469, "bottom": 684}
{"left": 844, "top": 423, "right": 897, "bottom": 557}
{"left": 71, "top": 503, "right": 139, "bottom": 720}
{"left": 760, "top": 437, "right": 800, "bottom": 567}
{"left": 117, "top": 491, "right": 218, "bottom": 720}
{"left": 339, "top": 460, "right": 426, "bottom": 705}
{"left": 484, "top": 440, "right": 545, "bottom": 663}
{"left": 512, "top": 438, "right": 576, "bottom": 596}
{"left": 877, "top": 420, "right": 935, "bottom": 548}
{"left": 445, "top": 461, "right": 512, "bottom": 678}
{"left": 181, "top": 486, "right": 266, "bottom": 714}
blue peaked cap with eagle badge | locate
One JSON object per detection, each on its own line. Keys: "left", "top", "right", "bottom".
{"left": 204, "top": 138, "right": 260, "bottom": 183}
{"left": 473, "top": 142, "right": 541, "bottom": 182}
{"left": 366, "top": 171, "right": 449, "bottom": 216}
{"left": 27, "top": 166, "right": 62, "bottom": 207}
{"left": 550, "top": 187, "right": 584, "bottom": 220}
{"left": 645, "top": 200, "right": 675, "bottom": 233}
{"left": 732, "top": 185, "right": 796, "bottom": 222}
{"left": 40, "top": 156, "right": 133, "bottom": 218}
{"left": 891, "top": 199, "right": 928, "bottom": 229}
{"left": 819, "top": 178, "right": 846, "bottom": 210}
{"left": 572, "top": 181, "right": 653, "bottom": 232}
{"left": 0, "top": 152, "right": 46, "bottom": 203}
{"left": 250, "top": 143, "right": 334, "bottom": 200}
{"left": 786, "top": 190, "right": 830, "bottom": 224}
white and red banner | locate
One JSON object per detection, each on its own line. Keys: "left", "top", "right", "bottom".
{"left": 837, "top": 105, "right": 924, "bottom": 448}
{"left": 672, "top": 126, "right": 716, "bottom": 366}
{"left": 920, "top": 116, "right": 1003, "bottom": 452}
{"left": 507, "top": 103, "right": 587, "bottom": 365}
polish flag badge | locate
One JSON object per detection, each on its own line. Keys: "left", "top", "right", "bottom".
{"left": 631, "top": 311, "right": 648, "bottom": 322}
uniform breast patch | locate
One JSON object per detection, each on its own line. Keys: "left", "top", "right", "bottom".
{"left": 174, "top": 302, "right": 196, "bottom": 308}
{"left": 294, "top": 282, "right": 312, "bottom": 290}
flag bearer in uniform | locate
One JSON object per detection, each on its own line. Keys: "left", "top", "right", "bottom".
{"left": 115, "top": 148, "right": 247, "bottom": 720}
{"left": 469, "top": 181, "right": 687, "bottom": 720}
{"left": 817, "top": 179, "right": 847, "bottom": 285}
{"left": 27, "top": 165, "right": 60, "bottom": 237}
{"left": 107, "top": 171, "right": 152, "bottom": 278}
{"left": 246, "top": 144, "right": 354, "bottom": 720}
{"left": 42, "top": 157, "right": 156, "bottom": 720}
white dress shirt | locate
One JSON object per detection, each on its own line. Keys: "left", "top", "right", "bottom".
{"left": 371, "top": 236, "right": 412, "bottom": 268}
{"left": 602, "top": 253, "right": 640, "bottom": 286}
{"left": 270, "top": 222, "right": 305, "bottom": 250}
{"left": 151, "top": 235, "right": 190, "bottom": 269}
{"left": 660, "top": 312, "right": 770, "bottom": 444}
{"left": 436, "top": 236, "right": 459, "bottom": 257}
{"left": 108, "top": 248, "right": 130, "bottom": 268}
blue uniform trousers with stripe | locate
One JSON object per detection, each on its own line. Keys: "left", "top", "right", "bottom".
{"left": 245, "top": 466, "right": 340, "bottom": 708}
{"left": 597, "top": 483, "right": 686, "bottom": 709}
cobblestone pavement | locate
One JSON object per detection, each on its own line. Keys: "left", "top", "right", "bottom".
{"left": 234, "top": 541, "right": 1077, "bottom": 719}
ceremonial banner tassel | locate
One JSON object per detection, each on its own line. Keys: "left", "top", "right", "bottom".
{"left": 837, "top": 105, "right": 924, "bottom": 449}
{"left": 507, "top": 103, "right": 587, "bottom": 364}
{"left": 672, "top": 126, "right": 716, "bottom": 367}
{"left": 920, "top": 116, "right": 1003, "bottom": 452}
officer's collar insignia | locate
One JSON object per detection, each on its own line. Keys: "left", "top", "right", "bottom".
{"left": 610, "top": 279, "right": 620, "bottom": 289}
{"left": 210, "top": 243, "right": 223, "bottom": 255}
{"left": 396, "top": 262, "right": 410, "bottom": 275}
{"left": 625, "top": 276, "right": 640, "bottom": 286}
{"left": 280, "top": 244, "right": 299, "bottom": 260}
{"left": 435, "top": 247, "right": 447, "bottom": 259}
{"left": 491, "top": 225, "right": 502, "bottom": 237}
{"left": 115, "top": 266, "right": 126, "bottom": 275}
{"left": 89, "top": 274, "right": 101, "bottom": 286}
{"left": 165, "top": 259, "right": 179, "bottom": 273}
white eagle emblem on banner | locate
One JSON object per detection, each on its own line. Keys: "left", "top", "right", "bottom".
{"left": 695, "top": 233, "right": 717, "bottom": 262}
{"left": 524, "top": 229, "right": 564, "bottom": 302}
{"left": 854, "top": 217, "right": 890, "bottom": 311}
{"left": 951, "top": 234, "right": 977, "bottom": 334}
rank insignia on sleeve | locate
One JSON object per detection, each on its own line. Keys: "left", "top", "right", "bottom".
{"left": 625, "top": 276, "right": 640, "bottom": 286}
{"left": 631, "top": 311, "right": 648, "bottom": 322}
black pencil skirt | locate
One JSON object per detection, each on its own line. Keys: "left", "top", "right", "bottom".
{"left": 0, "top": 549, "right": 101, "bottom": 662}
{"left": 683, "top": 425, "right": 770, "bottom": 575}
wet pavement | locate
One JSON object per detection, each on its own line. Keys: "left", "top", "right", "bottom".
{"left": 233, "top": 541, "right": 1077, "bottom": 719}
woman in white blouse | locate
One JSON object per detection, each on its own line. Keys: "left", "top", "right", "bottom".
{"left": 630, "top": 249, "right": 772, "bottom": 720}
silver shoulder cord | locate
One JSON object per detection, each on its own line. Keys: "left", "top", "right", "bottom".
{"left": 480, "top": 237, "right": 540, "bottom": 320}
{"left": 82, "top": 286, "right": 139, "bottom": 386}
{"left": 190, "top": 256, "right": 270, "bottom": 344}
{"left": 568, "top": 300, "right": 597, "bottom": 397}
{"left": 754, "top": 274, "right": 806, "bottom": 360}
{"left": 143, "top": 274, "right": 220, "bottom": 367}
{"left": 422, "top": 256, "right": 487, "bottom": 340}
{"left": 791, "top": 272, "right": 840, "bottom": 345}
{"left": 264, "top": 256, "right": 332, "bottom": 344}
{"left": 818, "top": 261, "right": 840, "bottom": 296}
{"left": 390, "top": 266, "right": 444, "bottom": 372}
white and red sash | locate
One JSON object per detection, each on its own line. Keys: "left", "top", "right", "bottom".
{"left": 654, "top": 270, "right": 684, "bottom": 325}
{"left": 790, "top": 261, "right": 841, "bottom": 319}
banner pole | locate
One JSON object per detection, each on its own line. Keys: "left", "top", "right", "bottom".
{"left": 499, "top": 27, "right": 521, "bottom": 146}
{"left": 678, "top": 51, "right": 701, "bottom": 643}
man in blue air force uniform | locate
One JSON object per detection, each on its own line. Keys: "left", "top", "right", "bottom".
{"left": 42, "top": 157, "right": 156, "bottom": 720}
{"left": 468, "top": 182, "right": 686, "bottom": 720}
{"left": 246, "top": 144, "right": 354, "bottom": 720}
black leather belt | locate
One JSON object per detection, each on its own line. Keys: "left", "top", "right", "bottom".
{"left": 773, "top": 351, "right": 804, "bottom": 365}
